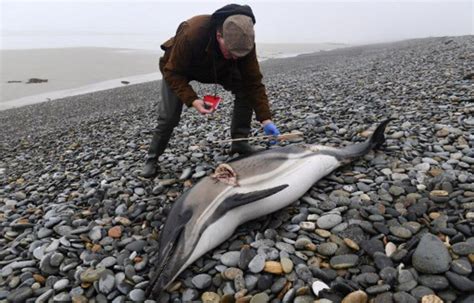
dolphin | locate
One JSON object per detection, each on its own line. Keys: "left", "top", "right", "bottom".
{"left": 146, "top": 119, "right": 392, "bottom": 297}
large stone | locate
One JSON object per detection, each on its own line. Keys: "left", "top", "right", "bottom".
{"left": 317, "top": 214, "right": 342, "bottom": 229}
{"left": 445, "top": 271, "right": 474, "bottom": 292}
{"left": 248, "top": 254, "right": 266, "bottom": 273}
{"left": 220, "top": 251, "right": 241, "bottom": 267}
{"left": 192, "top": 274, "right": 212, "bottom": 289}
{"left": 342, "top": 290, "right": 368, "bottom": 303}
{"left": 7, "top": 287, "right": 34, "bottom": 303}
{"left": 412, "top": 234, "right": 451, "bottom": 274}
{"left": 330, "top": 254, "right": 359, "bottom": 269}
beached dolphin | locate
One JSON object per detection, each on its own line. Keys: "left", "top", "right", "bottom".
{"left": 146, "top": 119, "right": 392, "bottom": 297}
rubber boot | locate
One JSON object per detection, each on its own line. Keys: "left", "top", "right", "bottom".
{"left": 230, "top": 140, "right": 257, "bottom": 155}
{"left": 141, "top": 132, "right": 171, "bottom": 178}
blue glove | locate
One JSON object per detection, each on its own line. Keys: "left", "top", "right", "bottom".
{"left": 263, "top": 122, "right": 280, "bottom": 145}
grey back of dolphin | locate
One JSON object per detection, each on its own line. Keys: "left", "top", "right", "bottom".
{"left": 146, "top": 119, "right": 392, "bottom": 298}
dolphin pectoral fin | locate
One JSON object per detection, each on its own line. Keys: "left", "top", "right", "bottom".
{"left": 216, "top": 184, "right": 289, "bottom": 215}
{"left": 159, "top": 208, "right": 192, "bottom": 259}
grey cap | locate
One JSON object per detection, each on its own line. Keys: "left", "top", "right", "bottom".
{"left": 223, "top": 14, "right": 255, "bottom": 57}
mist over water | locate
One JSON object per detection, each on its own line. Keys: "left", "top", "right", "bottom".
{"left": 2, "top": 0, "right": 472, "bottom": 50}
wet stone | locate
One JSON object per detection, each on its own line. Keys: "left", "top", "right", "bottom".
{"left": 451, "top": 242, "right": 474, "bottom": 255}
{"left": 280, "top": 257, "right": 293, "bottom": 273}
{"left": 7, "top": 287, "right": 34, "bottom": 303}
{"left": 53, "top": 278, "right": 70, "bottom": 291}
{"left": 271, "top": 277, "right": 288, "bottom": 293}
{"left": 99, "top": 271, "right": 115, "bottom": 294}
{"left": 53, "top": 293, "right": 71, "bottom": 302}
{"left": 317, "top": 242, "right": 338, "bottom": 256}
{"left": 380, "top": 267, "right": 397, "bottom": 285}
{"left": 221, "top": 251, "right": 241, "bottom": 267}
{"left": 98, "top": 256, "right": 117, "bottom": 268}
{"left": 128, "top": 289, "right": 145, "bottom": 302}
{"left": 389, "top": 226, "right": 413, "bottom": 239}
{"left": 192, "top": 274, "right": 212, "bottom": 289}
{"left": 201, "top": 292, "right": 220, "bottom": 303}
{"left": 239, "top": 246, "right": 256, "bottom": 270}
{"left": 389, "top": 186, "right": 405, "bottom": 196}
{"left": 223, "top": 267, "right": 243, "bottom": 280}
{"left": 397, "top": 269, "right": 417, "bottom": 292}
{"left": 295, "top": 237, "right": 312, "bottom": 250}
{"left": 250, "top": 292, "right": 270, "bottom": 303}
{"left": 50, "top": 252, "right": 64, "bottom": 267}
{"left": 245, "top": 275, "right": 259, "bottom": 291}
{"left": 257, "top": 275, "right": 273, "bottom": 291}
{"left": 89, "top": 226, "right": 102, "bottom": 241}
{"left": 373, "top": 252, "right": 394, "bottom": 270}
{"left": 37, "top": 228, "right": 53, "bottom": 239}
{"left": 294, "top": 296, "right": 314, "bottom": 303}
{"left": 330, "top": 254, "right": 359, "bottom": 269}
{"left": 412, "top": 234, "right": 451, "bottom": 274}
{"left": 317, "top": 214, "right": 342, "bottom": 229}
{"left": 366, "top": 284, "right": 391, "bottom": 295}
{"left": 276, "top": 242, "right": 296, "bottom": 254}
{"left": 125, "top": 240, "right": 146, "bottom": 252}
{"left": 80, "top": 267, "right": 104, "bottom": 283}
{"left": 182, "top": 288, "right": 199, "bottom": 301}
{"left": 450, "top": 259, "right": 472, "bottom": 275}
{"left": 418, "top": 275, "right": 449, "bottom": 290}
{"left": 393, "top": 292, "right": 417, "bottom": 303}
{"left": 445, "top": 271, "right": 474, "bottom": 292}
{"left": 248, "top": 254, "right": 266, "bottom": 273}
{"left": 410, "top": 286, "right": 434, "bottom": 301}
{"left": 361, "top": 239, "right": 384, "bottom": 257}
{"left": 295, "top": 264, "right": 313, "bottom": 282}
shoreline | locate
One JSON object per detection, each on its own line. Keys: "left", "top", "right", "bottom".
{"left": 0, "top": 72, "right": 161, "bottom": 111}
{"left": 0, "top": 43, "right": 347, "bottom": 111}
{"left": 0, "top": 47, "right": 161, "bottom": 106}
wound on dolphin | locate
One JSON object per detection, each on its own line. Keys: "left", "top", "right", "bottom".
{"left": 146, "top": 119, "right": 393, "bottom": 298}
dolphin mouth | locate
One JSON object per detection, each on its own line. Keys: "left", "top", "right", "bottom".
{"left": 146, "top": 240, "right": 186, "bottom": 298}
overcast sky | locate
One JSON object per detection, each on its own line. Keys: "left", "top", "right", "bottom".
{"left": 1, "top": 0, "right": 472, "bottom": 45}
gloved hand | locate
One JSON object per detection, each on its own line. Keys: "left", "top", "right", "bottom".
{"left": 263, "top": 121, "right": 280, "bottom": 145}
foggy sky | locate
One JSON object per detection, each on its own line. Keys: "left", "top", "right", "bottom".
{"left": 1, "top": 0, "right": 472, "bottom": 45}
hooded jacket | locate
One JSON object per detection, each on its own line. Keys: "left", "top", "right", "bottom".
{"left": 159, "top": 4, "right": 271, "bottom": 122}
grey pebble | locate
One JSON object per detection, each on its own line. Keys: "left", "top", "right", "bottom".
{"left": 412, "top": 233, "right": 451, "bottom": 273}
{"left": 248, "top": 254, "right": 266, "bottom": 273}
{"left": 128, "top": 289, "right": 145, "bottom": 302}
{"left": 192, "top": 273, "right": 212, "bottom": 289}
{"left": 317, "top": 214, "right": 342, "bottom": 229}
{"left": 451, "top": 259, "right": 472, "bottom": 275}
{"left": 220, "top": 251, "right": 241, "bottom": 267}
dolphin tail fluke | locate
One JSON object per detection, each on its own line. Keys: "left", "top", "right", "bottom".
{"left": 339, "top": 119, "right": 393, "bottom": 159}
{"left": 367, "top": 118, "right": 393, "bottom": 150}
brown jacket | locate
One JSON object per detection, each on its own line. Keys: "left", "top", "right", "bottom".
{"left": 159, "top": 15, "right": 271, "bottom": 122}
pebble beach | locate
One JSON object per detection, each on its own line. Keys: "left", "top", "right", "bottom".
{"left": 1, "top": 35, "right": 473, "bottom": 303}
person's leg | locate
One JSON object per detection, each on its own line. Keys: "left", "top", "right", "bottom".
{"left": 231, "top": 91, "right": 253, "bottom": 138}
{"left": 229, "top": 90, "right": 257, "bottom": 155}
{"left": 141, "top": 80, "right": 183, "bottom": 178}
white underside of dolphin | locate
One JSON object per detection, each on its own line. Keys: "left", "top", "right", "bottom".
{"left": 146, "top": 119, "right": 392, "bottom": 297}
{"left": 186, "top": 150, "right": 339, "bottom": 268}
